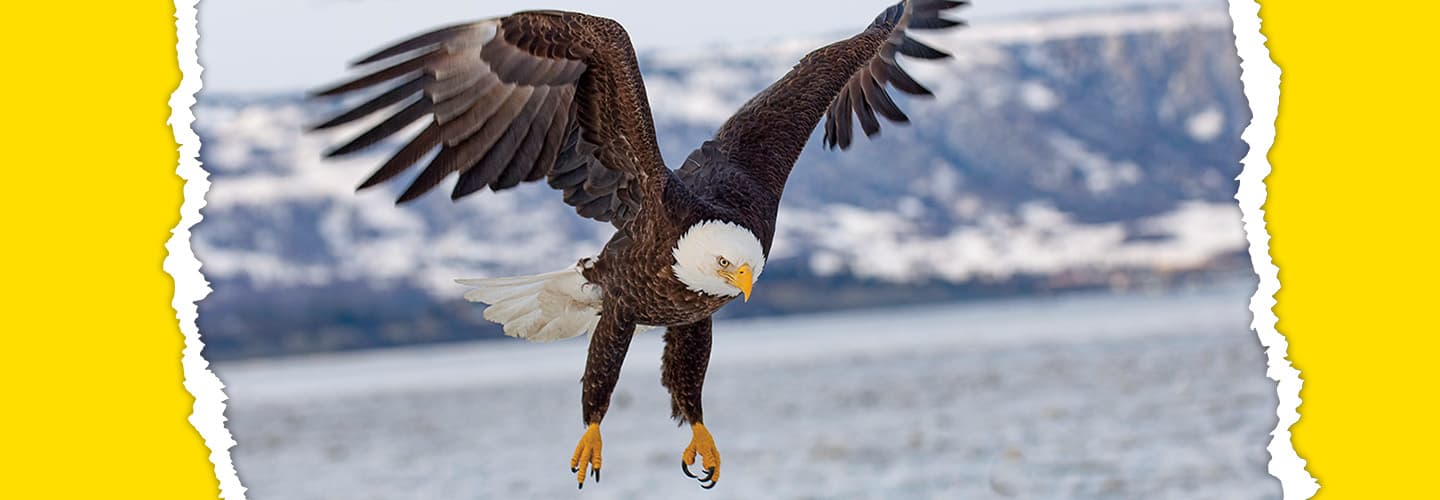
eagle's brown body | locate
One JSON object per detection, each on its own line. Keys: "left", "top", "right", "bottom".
{"left": 315, "top": 0, "right": 967, "bottom": 489}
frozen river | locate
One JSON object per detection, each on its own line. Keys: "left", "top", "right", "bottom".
{"left": 217, "top": 280, "right": 1280, "bottom": 499}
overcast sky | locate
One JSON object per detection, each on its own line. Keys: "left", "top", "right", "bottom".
{"left": 198, "top": 0, "right": 1218, "bottom": 92}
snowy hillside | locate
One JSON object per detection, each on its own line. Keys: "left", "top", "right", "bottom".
{"left": 194, "top": 7, "right": 1252, "bottom": 359}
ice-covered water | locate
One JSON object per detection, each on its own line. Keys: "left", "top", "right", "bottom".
{"left": 218, "top": 280, "right": 1280, "bottom": 499}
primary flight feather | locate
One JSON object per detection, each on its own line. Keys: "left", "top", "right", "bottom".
{"left": 314, "top": 0, "right": 967, "bottom": 489}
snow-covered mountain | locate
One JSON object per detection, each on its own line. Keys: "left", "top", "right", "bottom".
{"left": 195, "top": 7, "right": 1251, "bottom": 359}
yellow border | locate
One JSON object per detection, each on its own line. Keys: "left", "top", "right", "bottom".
{"left": 1264, "top": 0, "right": 1440, "bottom": 497}
{"left": 0, "top": 2, "right": 218, "bottom": 498}
{"left": 2, "top": 0, "right": 1432, "bottom": 497}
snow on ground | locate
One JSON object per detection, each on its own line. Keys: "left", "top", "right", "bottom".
{"left": 218, "top": 280, "right": 1279, "bottom": 499}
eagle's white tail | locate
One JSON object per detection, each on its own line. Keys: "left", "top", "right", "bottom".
{"left": 456, "top": 263, "right": 602, "bottom": 343}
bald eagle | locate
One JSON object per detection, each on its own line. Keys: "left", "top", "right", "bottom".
{"left": 314, "top": 0, "right": 966, "bottom": 489}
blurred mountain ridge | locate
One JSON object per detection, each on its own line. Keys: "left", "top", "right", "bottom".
{"left": 195, "top": 6, "right": 1251, "bottom": 360}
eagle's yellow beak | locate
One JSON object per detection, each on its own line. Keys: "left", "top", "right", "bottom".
{"left": 724, "top": 263, "right": 754, "bottom": 302}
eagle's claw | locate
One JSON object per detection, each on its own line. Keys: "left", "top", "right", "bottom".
{"left": 681, "top": 423, "right": 721, "bottom": 488}
{"left": 571, "top": 423, "right": 603, "bottom": 489}
{"left": 682, "top": 461, "right": 718, "bottom": 488}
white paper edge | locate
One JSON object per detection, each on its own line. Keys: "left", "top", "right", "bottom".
{"left": 168, "top": 0, "right": 247, "bottom": 498}
{"left": 1227, "top": 0, "right": 1318, "bottom": 497}
{"left": 165, "top": 2, "right": 1308, "bottom": 498}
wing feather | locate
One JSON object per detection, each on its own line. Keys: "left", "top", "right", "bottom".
{"left": 526, "top": 90, "right": 574, "bottom": 182}
{"left": 352, "top": 23, "right": 475, "bottom": 65}
{"left": 426, "top": 63, "right": 486, "bottom": 103}
{"left": 832, "top": 86, "right": 855, "bottom": 149}
{"left": 314, "top": 55, "right": 434, "bottom": 97}
{"left": 701, "top": 0, "right": 966, "bottom": 183}
{"left": 897, "top": 35, "right": 950, "bottom": 59}
{"left": 325, "top": 97, "right": 430, "bottom": 157}
{"left": 861, "top": 72, "right": 908, "bottom": 122}
{"left": 849, "top": 74, "right": 881, "bottom": 137}
{"left": 432, "top": 73, "right": 501, "bottom": 122}
{"left": 496, "top": 90, "right": 564, "bottom": 189}
{"left": 880, "top": 59, "right": 933, "bottom": 96}
{"left": 311, "top": 74, "right": 430, "bottom": 130}
{"left": 453, "top": 86, "right": 552, "bottom": 197}
{"left": 313, "top": 11, "right": 669, "bottom": 227}
{"left": 443, "top": 84, "right": 521, "bottom": 146}
{"left": 819, "top": 0, "right": 965, "bottom": 149}
{"left": 357, "top": 122, "right": 441, "bottom": 190}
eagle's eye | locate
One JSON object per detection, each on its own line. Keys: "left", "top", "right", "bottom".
{"left": 716, "top": 256, "right": 730, "bottom": 268}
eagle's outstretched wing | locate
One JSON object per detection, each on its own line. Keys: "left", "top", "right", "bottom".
{"left": 314, "top": 10, "right": 666, "bottom": 225}
{"left": 820, "top": 0, "right": 965, "bottom": 150}
{"left": 684, "top": 0, "right": 964, "bottom": 189}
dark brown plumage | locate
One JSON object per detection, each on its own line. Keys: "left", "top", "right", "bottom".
{"left": 314, "top": 0, "right": 966, "bottom": 489}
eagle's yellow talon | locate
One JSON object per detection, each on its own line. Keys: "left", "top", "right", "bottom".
{"left": 681, "top": 423, "right": 721, "bottom": 488}
{"left": 572, "top": 423, "right": 603, "bottom": 488}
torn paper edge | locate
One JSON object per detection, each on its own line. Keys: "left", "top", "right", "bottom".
{"left": 168, "top": 0, "right": 248, "bottom": 498}
{"left": 1226, "top": 0, "right": 1318, "bottom": 497}
{"left": 165, "top": 2, "right": 1302, "bottom": 499}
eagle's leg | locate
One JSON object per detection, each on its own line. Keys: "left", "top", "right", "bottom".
{"left": 572, "top": 312, "right": 635, "bottom": 489}
{"left": 662, "top": 317, "right": 721, "bottom": 488}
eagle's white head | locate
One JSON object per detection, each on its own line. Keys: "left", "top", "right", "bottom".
{"left": 672, "top": 220, "right": 766, "bottom": 301}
